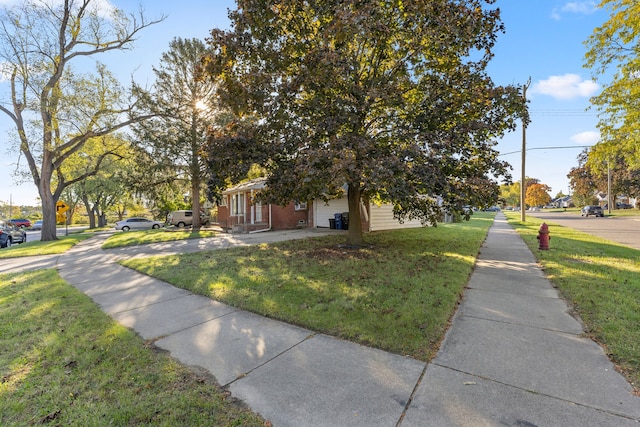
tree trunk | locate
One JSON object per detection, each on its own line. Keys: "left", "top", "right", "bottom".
{"left": 82, "top": 196, "right": 97, "bottom": 229}
{"left": 192, "top": 177, "right": 202, "bottom": 230}
{"left": 346, "top": 184, "right": 365, "bottom": 247}
{"left": 38, "top": 160, "right": 58, "bottom": 241}
{"left": 40, "top": 189, "right": 58, "bottom": 241}
{"left": 190, "top": 111, "right": 202, "bottom": 231}
{"left": 98, "top": 211, "right": 108, "bottom": 227}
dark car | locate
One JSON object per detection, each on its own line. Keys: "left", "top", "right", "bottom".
{"left": 0, "top": 220, "right": 27, "bottom": 248}
{"left": 9, "top": 218, "right": 31, "bottom": 228}
{"left": 617, "top": 202, "right": 633, "bottom": 209}
{"left": 581, "top": 205, "right": 604, "bottom": 217}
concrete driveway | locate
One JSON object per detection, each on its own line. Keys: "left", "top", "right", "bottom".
{"left": 525, "top": 211, "right": 640, "bottom": 250}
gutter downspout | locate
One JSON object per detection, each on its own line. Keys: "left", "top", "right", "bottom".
{"left": 250, "top": 189, "right": 255, "bottom": 224}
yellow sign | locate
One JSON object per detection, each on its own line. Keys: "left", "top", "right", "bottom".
{"left": 56, "top": 213, "right": 67, "bottom": 223}
{"left": 56, "top": 201, "right": 69, "bottom": 214}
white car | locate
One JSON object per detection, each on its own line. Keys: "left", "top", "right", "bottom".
{"left": 115, "top": 217, "right": 164, "bottom": 231}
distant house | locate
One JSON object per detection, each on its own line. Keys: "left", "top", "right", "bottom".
{"left": 552, "top": 195, "right": 572, "bottom": 208}
{"left": 216, "top": 178, "right": 424, "bottom": 233}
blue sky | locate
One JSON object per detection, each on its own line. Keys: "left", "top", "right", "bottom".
{"left": 1, "top": 0, "right": 607, "bottom": 206}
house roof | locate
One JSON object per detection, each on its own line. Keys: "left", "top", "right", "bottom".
{"left": 221, "top": 177, "right": 267, "bottom": 195}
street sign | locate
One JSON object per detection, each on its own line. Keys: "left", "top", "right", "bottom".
{"left": 56, "top": 213, "right": 67, "bottom": 223}
{"left": 56, "top": 201, "right": 69, "bottom": 214}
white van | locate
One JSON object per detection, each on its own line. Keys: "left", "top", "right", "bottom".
{"left": 167, "top": 210, "right": 210, "bottom": 227}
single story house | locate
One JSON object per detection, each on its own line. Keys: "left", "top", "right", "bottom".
{"left": 216, "top": 178, "right": 424, "bottom": 233}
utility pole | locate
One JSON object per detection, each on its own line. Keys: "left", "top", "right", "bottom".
{"left": 520, "top": 77, "right": 531, "bottom": 222}
{"left": 607, "top": 160, "right": 612, "bottom": 214}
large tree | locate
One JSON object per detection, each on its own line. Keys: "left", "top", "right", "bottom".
{"left": 499, "top": 177, "right": 545, "bottom": 208}
{"left": 205, "top": 0, "right": 525, "bottom": 246}
{"left": 570, "top": 147, "right": 640, "bottom": 207}
{"left": 525, "top": 183, "right": 552, "bottom": 207}
{"left": 584, "top": 0, "right": 640, "bottom": 170}
{"left": 0, "top": 0, "right": 162, "bottom": 240}
{"left": 133, "top": 38, "right": 219, "bottom": 229}
{"left": 568, "top": 150, "right": 600, "bottom": 206}
{"left": 67, "top": 135, "right": 136, "bottom": 228}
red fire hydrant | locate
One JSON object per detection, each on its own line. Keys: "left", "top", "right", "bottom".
{"left": 537, "top": 222, "right": 550, "bottom": 250}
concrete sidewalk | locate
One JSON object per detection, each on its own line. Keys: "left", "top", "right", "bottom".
{"left": 23, "top": 215, "right": 640, "bottom": 425}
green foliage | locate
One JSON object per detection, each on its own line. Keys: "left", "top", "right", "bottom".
{"left": 568, "top": 148, "right": 640, "bottom": 202}
{"left": 204, "top": 0, "right": 527, "bottom": 245}
{"left": 132, "top": 38, "right": 222, "bottom": 228}
{"left": 584, "top": 0, "right": 640, "bottom": 171}
{"left": 0, "top": 1, "right": 162, "bottom": 241}
{"left": 64, "top": 134, "right": 137, "bottom": 228}
{"left": 500, "top": 182, "right": 521, "bottom": 207}
{"left": 500, "top": 177, "right": 545, "bottom": 207}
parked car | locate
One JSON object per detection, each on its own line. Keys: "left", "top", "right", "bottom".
{"left": 167, "top": 210, "right": 210, "bottom": 227}
{"left": 9, "top": 218, "right": 31, "bottom": 228}
{"left": 114, "top": 217, "right": 164, "bottom": 231}
{"left": 32, "top": 220, "right": 43, "bottom": 230}
{"left": 0, "top": 220, "right": 27, "bottom": 248}
{"left": 604, "top": 202, "right": 634, "bottom": 210}
{"left": 581, "top": 205, "right": 604, "bottom": 217}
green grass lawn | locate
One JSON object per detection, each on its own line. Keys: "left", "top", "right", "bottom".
{"left": 122, "top": 214, "right": 495, "bottom": 362}
{"left": 504, "top": 212, "right": 640, "bottom": 388}
{"left": 0, "top": 228, "right": 218, "bottom": 258}
{"left": 102, "top": 229, "right": 217, "bottom": 249}
{"left": 5, "top": 208, "right": 638, "bottom": 422}
{"left": 0, "top": 269, "right": 264, "bottom": 426}
{"left": 0, "top": 234, "right": 93, "bottom": 259}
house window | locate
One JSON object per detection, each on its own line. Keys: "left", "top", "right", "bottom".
{"left": 294, "top": 201, "right": 307, "bottom": 211}
{"left": 255, "top": 201, "right": 263, "bottom": 222}
{"left": 219, "top": 195, "right": 227, "bottom": 207}
{"left": 231, "top": 194, "right": 245, "bottom": 216}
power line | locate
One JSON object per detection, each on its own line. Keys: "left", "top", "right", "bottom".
{"left": 530, "top": 110, "right": 597, "bottom": 117}
{"left": 500, "top": 145, "right": 592, "bottom": 156}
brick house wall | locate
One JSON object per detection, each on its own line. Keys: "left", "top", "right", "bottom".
{"left": 216, "top": 178, "right": 314, "bottom": 232}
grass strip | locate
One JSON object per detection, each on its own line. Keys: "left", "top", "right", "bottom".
{"left": 504, "top": 212, "right": 640, "bottom": 389}
{"left": 0, "top": 269, "right": 264, "bottom": 426}
{"left": 0, "top": 234, "right": 93, "bottom": 259}
{"left": 122, "top": 213, "right": 494, "bottom": 361}
{"left": 102, "top": 229, "right": 217, "bottom": 249}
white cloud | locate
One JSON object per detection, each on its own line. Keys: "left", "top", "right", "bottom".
{"left": 551, "top": 1, "right": 598, "bottom": 20}
{"left": 570, "top": 130, "right": 600, "bottom": 145}
{"left": 532, "top": 74, "right": 599, "bottom": 100}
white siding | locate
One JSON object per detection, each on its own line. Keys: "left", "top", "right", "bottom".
{"left": 368, "top": 204, "right": 423, "bottom": 231}
{"left": 314, "top": 198, "right": 349, "bottom": 228}
{"left": 314, "top": 197, "right": 424, "bottom": 231}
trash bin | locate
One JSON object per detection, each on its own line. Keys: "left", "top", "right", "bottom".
{"left": 329, "top": 218, "right": 336, "bottom": 229}
{"left": 341, "top": 212, "right": 349, "bottom": 230}
{"left": 334, "top": 213, "right": 343, "bottom": 230}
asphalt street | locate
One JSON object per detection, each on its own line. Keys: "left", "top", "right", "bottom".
{"left": 525, "top": 211, "right": 640, "bottom": 250}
